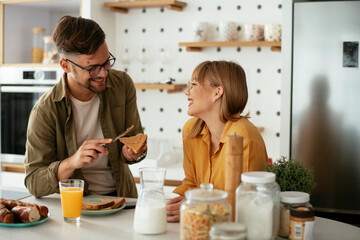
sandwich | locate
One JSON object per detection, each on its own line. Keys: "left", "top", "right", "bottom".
{"left": 119, "top": 133, "right": 147, "bottom": 153}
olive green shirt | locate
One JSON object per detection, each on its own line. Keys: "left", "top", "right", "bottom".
{"left": 24, "top": 69, "right": 143, "bottom": 198}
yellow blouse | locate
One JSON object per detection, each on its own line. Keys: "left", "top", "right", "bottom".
{"left": 173, "top": 117, "right": 268, "bottom": 196}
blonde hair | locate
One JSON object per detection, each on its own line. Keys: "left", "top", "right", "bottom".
{"left": 187, "top": 60, "right": 249, "bottom": 138}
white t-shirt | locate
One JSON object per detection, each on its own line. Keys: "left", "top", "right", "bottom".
{"left": 69, "top": 93, "right": 116, "bottom": 195}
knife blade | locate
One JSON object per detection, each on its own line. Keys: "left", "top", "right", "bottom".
{"left": 106, "top": 125, "right": 134, "bottom": 147}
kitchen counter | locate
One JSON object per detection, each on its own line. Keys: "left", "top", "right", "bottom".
{"left": 0, "top": 189, "right": 359, "bottom": 239}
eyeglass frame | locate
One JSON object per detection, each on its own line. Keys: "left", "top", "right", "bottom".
{"left": 65, "top": 52, "right": 116, "bottom": 77}
{"left": 187, "top": 80, "right": 214, "bottom": 91}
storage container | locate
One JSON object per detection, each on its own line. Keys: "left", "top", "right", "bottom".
{"left": 180, "top": 183, "right": 231, "bottom": 240}
{"left": 235, "top": 171, "right": 280, "bottom": 240}
{"left": 209, "top": 222, "right": 247, "bottom": 240}
{"left": 31, "top": 27, "right": 45, "bottom": 63}
{"left": 279, "top": 191, "right": 312, "bottom": 238}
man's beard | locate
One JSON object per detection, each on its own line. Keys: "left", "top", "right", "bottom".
{"left": 73, "top": 68, "right": 106, "bottom": 93}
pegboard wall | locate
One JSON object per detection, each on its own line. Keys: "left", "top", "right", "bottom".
{"left": 105, "top": 0, "right": 282, "bottom": 160}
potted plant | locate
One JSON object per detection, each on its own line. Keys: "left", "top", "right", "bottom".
{"left": 265, "top": 156, "right": 315, "bottom": 193}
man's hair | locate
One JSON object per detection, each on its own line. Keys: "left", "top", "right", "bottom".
{"left": 52, "top": 16, "right": 105, "bottom": 56}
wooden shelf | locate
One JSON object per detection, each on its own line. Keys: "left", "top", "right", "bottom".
{"left": 134, "top": 83, "right": 187, "bottom": 93}
{"left": 178, "top": 41, "right": 282, "bottom": 52}
{"left": 104, "top": 0, "right": 187, "bottom": 13}
{"left": 1, "top": 163, "right": 25, "bottom": 174}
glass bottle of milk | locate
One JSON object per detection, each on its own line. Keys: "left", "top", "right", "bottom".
{"left": 235, "top": 171, "right": 280, "bottom": 240}
{"left": 133, "top": 167, "right": 167, "bottom": 235}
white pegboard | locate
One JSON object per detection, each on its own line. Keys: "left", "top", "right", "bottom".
{"left": 97, "top": 0, "right": 283, "bottom": 160}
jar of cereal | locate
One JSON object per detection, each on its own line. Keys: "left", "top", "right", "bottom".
{"left": 180, "top": 183, "right": 231, "bottom": 240}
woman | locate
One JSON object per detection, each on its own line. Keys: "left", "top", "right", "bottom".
{"left": 166, "top": 60, "right": 268, "bottom": 222}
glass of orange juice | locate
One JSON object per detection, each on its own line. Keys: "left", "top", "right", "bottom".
{"left": 59, "top": 179, "right": 84, "bottom": 223}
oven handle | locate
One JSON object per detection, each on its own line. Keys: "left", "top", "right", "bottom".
{"left": 0, "top": 86, "right": 53, "bottom": 93}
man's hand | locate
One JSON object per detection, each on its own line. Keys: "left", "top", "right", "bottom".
{"left": 166, "top": 195, "right": 185, "bottom": 222}
{"left": 122, "top": 143, "right": 147, "bottom": 162}
{"left": 58, "top": 138, "right": 112, "bottom": 180}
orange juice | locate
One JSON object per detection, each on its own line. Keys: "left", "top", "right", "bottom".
{"left": 60, "top": 187, "right": 83, "bottom": 218}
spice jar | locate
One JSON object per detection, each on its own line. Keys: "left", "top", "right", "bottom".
{"left": 31, "top": 27, "right": 45, "bottom": 63}
{"left": 289, "top": 206, "right": 315, "bottom": 240}
{"left": 209, "top": 222, "right": 247, "bottom": 240}
{"left": 180, "top": 183, "right": 231, "bottom": 240}
{"left": 42, "top": 36, "right": 58, "bottom": 64}
{"left": 279, "top": 191, "right": 312, "bottom": 238}
{"left": 235, "top": 171, "right": 280, "bottom": 240}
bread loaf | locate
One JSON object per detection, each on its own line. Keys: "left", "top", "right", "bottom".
{"left": 0, "top": 204, "right": 15, "bottom": 223}
{"left": 11, "top": 206, "right": 41, "bottom": 223}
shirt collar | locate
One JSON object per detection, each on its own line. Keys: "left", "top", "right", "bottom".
{"left": 200, "top": 120, "right": 236, "bottom": 144}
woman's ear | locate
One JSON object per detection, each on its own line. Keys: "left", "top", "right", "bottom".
{"left": 213, "top": 86, "right": 224, "bottom": 102}
{"left": 60, "top": 58, "right": 71, "bottom": 73}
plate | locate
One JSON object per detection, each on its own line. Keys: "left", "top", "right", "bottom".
{"left": 81, "top": 198, "right": 126, "bottom": 216}
{"left": 0, "top": 215, "right": 49, "bottom": 228}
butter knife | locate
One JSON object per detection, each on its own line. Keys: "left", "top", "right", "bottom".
{"left": 106, "top": 125, "right": 134, "bottom": 147}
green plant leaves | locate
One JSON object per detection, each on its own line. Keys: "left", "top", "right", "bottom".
{"left": 265, "top": 156, "right": 315, "bottom": 193}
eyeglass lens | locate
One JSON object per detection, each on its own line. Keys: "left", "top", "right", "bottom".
{"left": 89, "top": 58, "right": 116, "bottom": 77}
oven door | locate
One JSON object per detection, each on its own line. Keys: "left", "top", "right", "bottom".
{"left": 1, "top": 86, "right": 53, "bottom": 163}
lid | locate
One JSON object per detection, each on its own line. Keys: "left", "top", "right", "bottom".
{"left": 241, "top": 171, "right": 276, "bottom": 184}
{"left": 280, "top": 191, "right": 310, "bottom": 204}
{"left": 290, "top": 206, "right": 314, "bottom": 218}
{"left": 185, "top": 183, "right": 228, "bottom": 201}
{"left": 43, "top": 36, "right": 53, "bottom": 42}
{"left": 210, "top": 222, "right": 247, "bottom": 239}
{"left": 32, "top": 27, "right": 45, "bottom": 33}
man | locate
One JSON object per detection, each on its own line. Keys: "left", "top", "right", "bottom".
{"left": 24, "top": 16, "right": 146, "bottom": 198}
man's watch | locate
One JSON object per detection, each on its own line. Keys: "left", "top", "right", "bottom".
{"left": 133, "top": 149, "right": 147, "bottom": 162}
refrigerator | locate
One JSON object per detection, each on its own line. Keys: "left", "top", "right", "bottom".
{"left": 291, "top": 0, "right": 360, "bottom": 215}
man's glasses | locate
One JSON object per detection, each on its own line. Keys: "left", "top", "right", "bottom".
{"left": 66, "top": 52, "right": 116, "bottom": 77}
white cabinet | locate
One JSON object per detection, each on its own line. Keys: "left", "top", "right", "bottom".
{"left": 0, "top": 0, "right": 81, "bottom": 65}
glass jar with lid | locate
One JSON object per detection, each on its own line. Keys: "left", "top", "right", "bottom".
{"left": 209, "top": 222, "right": 247, "bottom": 240}
{"left": 180, "top": 183, "right": 231, "bottom": 240}
{"left": 235, "top": 171, "right": 280, "bottom": 240}
{"left": 42, "top": 36, "right": 58, "bottom": 64}
{"left": 279, "top": 191, "right": 312, "bottom": 238}
{"left": 31, "top": 27, "right": 45, "bottom": 63}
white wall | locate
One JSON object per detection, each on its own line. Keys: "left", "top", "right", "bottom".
{"left": 93, "top": 0, "right": 283, "bottom": 160}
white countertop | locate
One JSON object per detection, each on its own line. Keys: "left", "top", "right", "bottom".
{"left": 0, "top": 190, "right": 359, "bottom": 240}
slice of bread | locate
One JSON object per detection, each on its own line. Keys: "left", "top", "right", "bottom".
{"left": 82, "top": 200, "right": 115, "bottom": 210}
{"left": 101, "top": 197, "right": 125, "bottom": 210}
{"left": 119, "top": 133, "right": 147, "bottom": 153}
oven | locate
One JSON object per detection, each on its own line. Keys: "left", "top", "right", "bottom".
{"left": 0, "top": 67, "right": 62, "bottom": 164}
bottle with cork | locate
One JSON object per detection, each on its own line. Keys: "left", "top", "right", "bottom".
{"left": 31, "top": 27, "right": 45, "bottom": 63}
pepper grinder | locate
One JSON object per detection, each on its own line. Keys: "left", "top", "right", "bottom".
{"left": 225, "top": 132, "right": 243, "bottom": 221}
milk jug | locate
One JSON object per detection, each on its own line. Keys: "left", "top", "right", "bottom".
{"left": 133, "top": 167, "right": 167, "bottom": 234}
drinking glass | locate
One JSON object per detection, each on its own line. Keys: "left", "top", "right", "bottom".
{"left": 59, "top": 179, "right": 84, "bottom": 223}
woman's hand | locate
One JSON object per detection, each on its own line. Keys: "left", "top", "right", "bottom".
{"left": 166, "top": 195, "right": 185, "bottom": 222}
